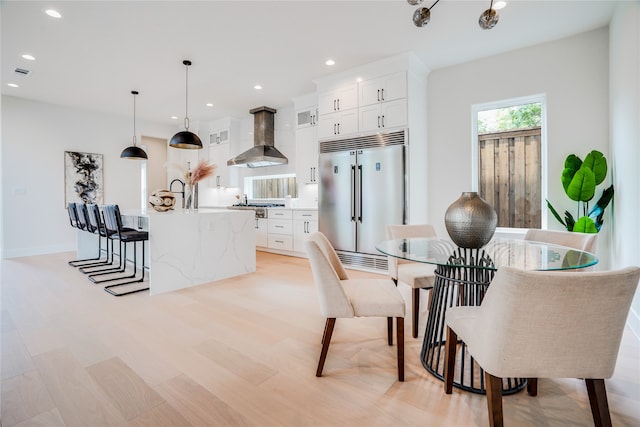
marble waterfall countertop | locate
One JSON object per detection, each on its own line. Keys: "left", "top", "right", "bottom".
{"left": 122, "top": 208, "right": 256, "bottom": 295}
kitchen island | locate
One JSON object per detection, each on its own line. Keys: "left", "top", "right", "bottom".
{"left": 78, "top": 208, "right": 256, "bottom": 295}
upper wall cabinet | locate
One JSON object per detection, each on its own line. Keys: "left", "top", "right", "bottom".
{"left": 358, "top": 72, "right": 407, "bottom": 107}
{"left": 318, "top": 85, "right": 358, "bottom": 115}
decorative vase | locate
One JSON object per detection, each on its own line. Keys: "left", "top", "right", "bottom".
{"left": 444, "top": 192, "right": 497, "bottom": 248}
{"left": 184, "top": 183, "right": 199, "bottom": 210}
{"left": 185, "top": 184, "right": 194, "bottom": 210}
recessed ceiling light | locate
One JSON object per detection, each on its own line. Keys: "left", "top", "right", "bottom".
{"left": 7, "top": 83, "right": 19, "bottom": 88}
{"left": 45, "top": 9, "right": 62, "bottom": 18}
{"left": 206, "top": 103, "right": 214, "bottom": 107}
{"left": 22, "top": 54, "right": 36, "bottom": 61}
{"left": 493, "top": 1, "right": 507, "bottom": 10}
{"left": 254, "top": 84, "right": 262, "bottom": 90}
{"left": 356, "top": 77, "right": 363, "bottom": 83}
{"left": 325, "top": 59, "right": 336, "bottom": 66}
{"left": 170, "top": 116, "right": 178, "bottom": 120}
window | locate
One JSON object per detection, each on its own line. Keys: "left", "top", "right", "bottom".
{"left": 472, "top": 95, "right": 546, "bottom": 229}
{"left": 244, "top": 173, "right": 297, "bottom": 199}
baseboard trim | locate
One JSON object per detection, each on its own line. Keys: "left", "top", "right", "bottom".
{"left": 1, "top": 244, "right": 75, "bottom": 259}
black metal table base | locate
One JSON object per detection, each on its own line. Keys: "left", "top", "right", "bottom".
{"left": 420, "top": 248, "right": 527, "bottom": 395}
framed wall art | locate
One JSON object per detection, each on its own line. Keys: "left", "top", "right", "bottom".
{"left": 64, "top": 151, "right": 104, "bottom": 205}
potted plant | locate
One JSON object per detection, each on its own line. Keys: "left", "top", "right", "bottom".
{"left": 546, "top": 150, "right": 614, "bottom": 233}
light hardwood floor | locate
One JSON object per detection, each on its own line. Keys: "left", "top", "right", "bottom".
{"left": 2, "top": 251, "right": 639, "bottom": 426}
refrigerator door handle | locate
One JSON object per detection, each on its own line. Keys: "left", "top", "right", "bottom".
{"left": 351, "top": 164, "right": 357, "bottom": 222}
{"left": 358, "top": 164, "right": 363, "bottom": 223}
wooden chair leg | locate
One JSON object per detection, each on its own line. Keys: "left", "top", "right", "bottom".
{"left": 387, "top": 317, "right": 393, "bottom": 345}
{"left": 316, "top": 318, "right": 336, "bottom": 377}
{"left": 527, "top": 378, "right": 538, "bottom": 396}
{"left": 396, "top": 317, "right": 404, "bottom": 382}
{"left": 485, "top": 372, "right": 504, "bottom": 427}
{"left": 444, "top": 326, "right": 457, "bottom": 394}
{"left": 412, "top": 288, "right": 420, "bottom": 338}
{"left": 585, "top": 379, "right": 612, "bottom": 427}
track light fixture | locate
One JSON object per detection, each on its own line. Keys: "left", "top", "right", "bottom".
{"left": 407, "top": 0, "right": 502, "bottom": 30}
{"left": 120, "top": 91, "right": 148, "bottom": 160}
{"left": 169, "top": 60, "right": 203, "bottom": 149}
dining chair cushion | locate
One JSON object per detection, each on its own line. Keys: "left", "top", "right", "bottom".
{"left": 445, "top": 266, "right": 640, "bottom": 379}
{"left": 341, "top": 279, "right": 406, "bottom": 317}
{"left": 398, "top": 263, "right": 436, "bottom": 289}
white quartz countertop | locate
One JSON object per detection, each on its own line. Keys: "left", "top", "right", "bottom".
{"left": 123, "top": 208, "right": 252, "bottom": 217}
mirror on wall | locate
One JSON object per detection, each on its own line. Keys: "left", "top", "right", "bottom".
{"left": 245, "top": 174, "right": 297, "bottom": 199}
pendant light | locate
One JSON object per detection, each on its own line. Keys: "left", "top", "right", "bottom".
{"left": 478, "top": 0, "right": 500, "bottom": 30}
{"left": 169, "top": 60, "right": 202, "bottom": 149}
{"left": 120, "top": 90, "right": 148, "bottom": 160}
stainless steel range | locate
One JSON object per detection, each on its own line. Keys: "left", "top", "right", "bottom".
{"left": 227, "top": 203, "right": 285, "bottom": 218}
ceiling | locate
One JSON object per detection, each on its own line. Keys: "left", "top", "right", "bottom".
{"left": 1, "top": 1, "right": 618, "bottom": 127}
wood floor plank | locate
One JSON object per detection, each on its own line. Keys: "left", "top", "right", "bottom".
{"left": 1, "top": 370, "right": 56, "bottom": 426}
{"left": 155, "top": 374, "right": 254, "bottom": 427}
{"left": 87, "top": 357, "right": 165, "bottom": 420}
{"left": 11, "top": 408, "right": 66, "bottom": 427}
{"left": 31, "top": 348, "right": 127, "bottom": 426}
{"left": 127, "top": 402, "right": 192, "bottom": 427}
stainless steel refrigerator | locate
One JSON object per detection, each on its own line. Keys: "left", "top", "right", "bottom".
{"left": 319, "top": 130, "right": 406, "bottom": 256}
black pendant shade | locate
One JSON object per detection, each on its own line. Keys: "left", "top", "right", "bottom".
{"left": 170, "top": 60, "right": 203, "bottom": 149}
{"left": 169, "top": 130, "right": 202, "bottom": 149}
{"left": 120, "top": 145, "right": 148, "bottom": 159}
{"left": 120, "top": 90, "right": 148, "bottom": 160}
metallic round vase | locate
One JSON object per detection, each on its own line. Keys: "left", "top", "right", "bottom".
{"left": 444, "top": 192, "right": 497, "bottom": 248}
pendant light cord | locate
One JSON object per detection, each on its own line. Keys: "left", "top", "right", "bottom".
{"left": 132, "top": 90, "right": 138, "bottom": 146}
{"left": 184, "top": 62, "right": 190, "bottom": 131}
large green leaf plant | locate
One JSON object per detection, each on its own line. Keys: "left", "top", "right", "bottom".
{"left": 546, "top": 150, "right": 614, "bottom": 233}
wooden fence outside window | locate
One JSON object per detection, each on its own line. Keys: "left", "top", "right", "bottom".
{"left": 478, "top": 127, "right": 541, "bottom": 228}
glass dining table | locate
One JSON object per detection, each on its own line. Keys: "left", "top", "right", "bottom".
{"left": 376, "top": 237, "right": 598, "bottom": 395}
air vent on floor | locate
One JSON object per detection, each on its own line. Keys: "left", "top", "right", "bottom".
{"left": 14, "top": 68, "right": 30, "bottom": 76}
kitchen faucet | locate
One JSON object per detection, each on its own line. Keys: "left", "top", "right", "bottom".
{"left": 170, "top": 178, "right": 186, "bottom": 208}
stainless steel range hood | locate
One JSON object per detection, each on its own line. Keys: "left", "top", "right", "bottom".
{"left": 227, "top": 106, "right": 288, "bottom": 168}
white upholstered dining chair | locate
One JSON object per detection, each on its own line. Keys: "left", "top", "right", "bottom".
{"left": 524, "top": 228, "right": 598, "bottom": 254}
{"left": 386, "top": 224, "right": 437, "bottom": 338}
{"left": 306, "top": 232, "right": 406, "bottom": 381}
{"left": 443, "top": 266, "right": 640, "bottom": 427}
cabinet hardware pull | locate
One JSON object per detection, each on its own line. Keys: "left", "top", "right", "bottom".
{"left": 378, "top": 116, "right": 381, "bottom": 128}
{"left": 337, "top": 123, "right": 340, "bottom": 134}
{"left": 333, "top": 99, "right": 336, "bottom": 111}
{"left": 333, "top": 124, "right": 337, "bottom": 134}
{"left": 377, "top": 89, "right": 380, "bottom": 102}
{"left": 381, "top": 88, "right": 385, "bottom": 101}
{"left": 382, "top": 115, "right": 385, "bottom": 127}
{"left": 276, "top": 240, "right": 284, "bottom": 243}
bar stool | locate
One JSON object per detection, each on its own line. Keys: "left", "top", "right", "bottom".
{"left": 67, "top": 202, "right": 102, "bottom": 267}
{"left": 78, "top": 204, "right": 115, "bottom": 273}
{"left": 97, "top": 204, "right": 149, "bottom": 296}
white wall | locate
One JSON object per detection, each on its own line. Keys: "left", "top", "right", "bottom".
{"left": 609, "top": 1, "right": 640, "bottom": 337}
{"left": 1, "top": 96, "right": 174, "bottom": 258}
{"left": 427, "top": 28, "right": 611, "bottom": 267}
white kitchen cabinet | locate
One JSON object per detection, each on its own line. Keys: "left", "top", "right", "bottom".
{"left": 295, "top": 124, "right": 318, "bottom": 184}
{"left": 208, "top": 140, "right": 230, "bottom": 188}
{"left": 359, "top": 72, "right": 407, "bottom": 107}
{"left": 293, "top": 210, "right": 318, "bottom": 253}
{"left": 317, "top": 110, "right": 358, "bottom": 139}
{"left": 267, "top": 209, "right": 293, "bottom": 251}
{"left": 255, "top": 218, "right": 268, "bottom": 247}
{"left": 318, "top": 85, "right": 358, "bottom": 115}
{"left": 359, "top": 99, "right": 408, "bottom": 133}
